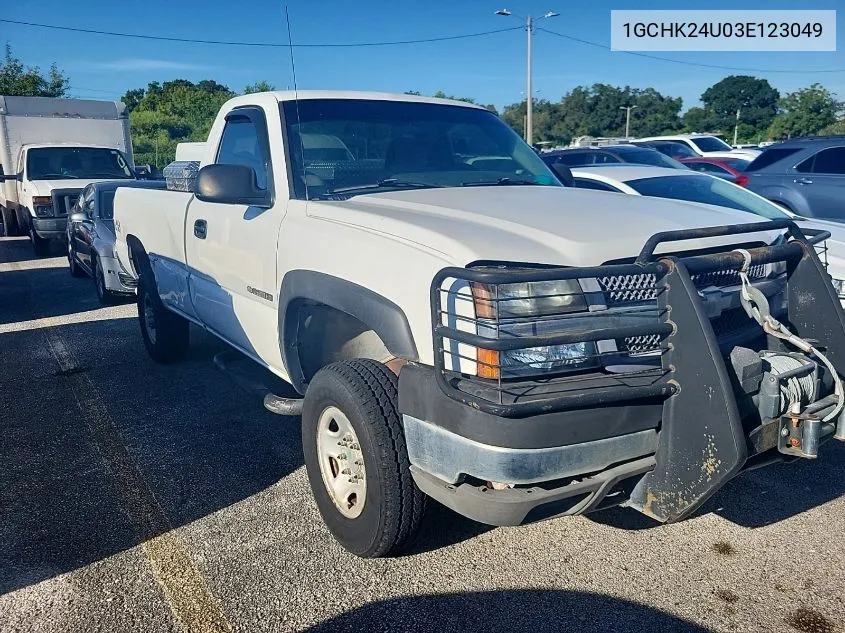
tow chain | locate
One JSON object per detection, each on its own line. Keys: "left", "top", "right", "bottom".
{"left": 733, "top": 248, "right": 844, "bottom": 423}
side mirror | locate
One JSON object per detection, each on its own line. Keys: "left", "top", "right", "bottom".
{"left": 196, "top": 164, "right": 271, "bottom": 207}
{"left": 69, "top": 212, "right": 87, "bottom": 224}
{"left": 550, "top": 163, "right": 574, "bottom": 187}
{"left": 0, "top": 173, "right": 21, "bottom": 182}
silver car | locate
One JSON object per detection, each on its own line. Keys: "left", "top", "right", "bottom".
{"left": 67, "top": 180, "right": 166, "bottom": 303}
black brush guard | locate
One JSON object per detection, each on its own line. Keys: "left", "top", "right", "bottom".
{"left": 430, "top": 219, "right": 845, "bottom": 522}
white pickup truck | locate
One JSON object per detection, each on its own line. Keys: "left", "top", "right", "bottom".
{"left": 114, "top": 91, "right": 845, "bottom": 557}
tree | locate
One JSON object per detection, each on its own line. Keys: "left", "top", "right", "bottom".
{"left": 0, "top": 44, "right": 69, "bottom": 97}
{"left": 125, "top": 79, "right": 236, "bottom": 167}
{"left": 700, "top": 75, "right": 779, "bottom": 141}
{"left": 244, "top": 81, "right": 276, "bottom": 94}
{"left": 681, "top": 106, "right": 718, "bottom": 133}
{"left": 767, "top": 84, "right": 842, "bottom": 139}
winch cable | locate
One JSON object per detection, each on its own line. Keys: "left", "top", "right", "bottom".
{"left": 764, "top": 353, "right": 817, "bottom": 413}
{"left": 732, "top": 248, "right": 844, "bottom": 423}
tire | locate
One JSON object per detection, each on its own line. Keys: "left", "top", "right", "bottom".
{"left": 1, "top": 207, "right": 18, "bottom": 237}
{"left": 92, "top": 256, "right": 114, "bottom": 304}
{"left": 68, "top": 241, "right": 86, "bottom": 278}
{"left": 30, "top": 226, "right": 50, "bottom": 257}
{"left": 302, "top": 359, "right": 426, "bottom": 558}
{"left": 137, "top": 262, "right": 189, "bottom": 363}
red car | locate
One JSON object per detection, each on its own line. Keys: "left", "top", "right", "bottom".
{"left": 679, "top": 157, "right": 750, "bottom": 187}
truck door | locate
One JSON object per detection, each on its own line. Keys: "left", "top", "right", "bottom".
{"left": 185, "top": 107, "right": 285, "bottom": 368}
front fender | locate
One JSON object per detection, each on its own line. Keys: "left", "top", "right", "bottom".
{"left": 278, "top": 270, "right": 419, "bottom": 392}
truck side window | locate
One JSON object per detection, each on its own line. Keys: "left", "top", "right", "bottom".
{"left": 216, "top": 118, "right": 269, "bottom": 190}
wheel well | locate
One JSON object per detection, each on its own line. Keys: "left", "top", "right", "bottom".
{"left": 125, "top": 235, "right": 148, "bottom": 278}
{"left": 771, "top": 199, "right": 794, "bottom": 213}
{"left": 290, "top": 303, "right": 393, "bottom": 386}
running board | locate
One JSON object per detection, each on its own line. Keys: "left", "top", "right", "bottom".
{"left": 213, "top": 351, "right": 304, "bottom": 417}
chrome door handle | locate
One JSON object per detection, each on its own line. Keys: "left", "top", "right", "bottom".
{"left": 194, "top": 219, "right": 207, "bottom": 239}
{"left": 794, "top": 177, "right": 813, "bottom": 185}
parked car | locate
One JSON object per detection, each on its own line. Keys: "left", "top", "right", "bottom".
{"left": 67, "top": 180, "right": 166, "bottom": 303}
{"left": 541, "top": 145, "right": 685, "bottom": 169}
{"left": 570, "top": 164, "right": 845, "bottom": 304}
{"left": 632, "top": 139, "right": 699, "bottom": 160}
{"left": 114, "top": 91, "right": 845, "bottom": 558}
{"left": 635, "top": 134, "right": 761, "bottom": 161}
{"left": 0, "top": 96, "right": 135, "bottom": 254}
{"left": 678, "top": 157, "right": 750, "bottom": 186}
{"left": 743, "top": 136, "right": 845, "bottom": 221}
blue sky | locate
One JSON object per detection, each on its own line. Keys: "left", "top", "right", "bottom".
{"left": 4, "top": 0, "right": 844, "bottom": 111}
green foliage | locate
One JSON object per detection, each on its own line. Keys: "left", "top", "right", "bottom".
{"left": 768, "top": 84, "right": 842, "bottom": 139}
{"left": 405, "top": 90, "right": 497, "bottom": 113}
{"left": 502, "top": 84, "right": 683, "bottom": 145}
{"left": 244, "top": 81, "right": 276, "bottom": 94}
{"left": 700, "top": 75, "right": 779, "bottom": 141}
{"left": 819, "top": 118, "right": 845, "bottom": 135}
{"left": 125, "top": 79, "right": 236, "bottom": 167}
{"left": 0, "top": 44, "right": 69, "bottom": 97}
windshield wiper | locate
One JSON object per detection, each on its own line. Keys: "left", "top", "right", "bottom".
{"left": 460, "top": 177, "right": 540, "bottom": 187}
{"left": 329, "top": 179, "right": 442, "bottom": 195}
{"left": 31, "top": 173, "right": 73, "bottom": 180}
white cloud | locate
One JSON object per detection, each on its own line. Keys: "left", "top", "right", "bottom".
{"left": 85, "top": 58, "right": 213, "bottom": 72}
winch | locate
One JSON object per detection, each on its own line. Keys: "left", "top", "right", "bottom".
{"left": 728, "top": 248, "right": 845, "bottom": 458}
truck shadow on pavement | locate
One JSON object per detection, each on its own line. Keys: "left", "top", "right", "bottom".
{"left": 301, "top": 589, "right": 711, "bottom": 633}
{"left": 588, "top": 440, "right": 845, "bottom": 531}
{"left": 0, "top": 315, "right": 305, "bottom": 595}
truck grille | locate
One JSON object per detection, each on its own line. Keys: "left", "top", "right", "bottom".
{"left": 605, "top": 265, "right": 769, "bottom": 355}
{"left": 51, "top": 189, "right": 83, "bottom": 217}
{"left": 598, "top": 265, "right": 767, "bottom": 306}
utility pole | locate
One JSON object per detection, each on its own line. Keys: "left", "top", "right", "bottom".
{"left": 620, "top": 105, "right": 638, "bottom": 138}
{"left": 526, "top": 13, "right": 533, "bottom": 146}
{"left": 496, "top": 9, "right": 558, "bottom": 147}
{"left": 733, "top": 108, "right": 741, "bottom": 147}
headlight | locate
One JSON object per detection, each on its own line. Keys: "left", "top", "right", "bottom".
{"left": 500, "top": 342, "right": 598, "bottom": 378}
{"left": 831, "top": 278, "right": 845, "bottom": 297}
{"left": 472, "top": 279, "right": 587, "bottom": 319}
{"left": 32, "top": 196, "right": 54, "bottom": 217}
{"left": 471, "top": 279, "right": 594, "bottom": 379}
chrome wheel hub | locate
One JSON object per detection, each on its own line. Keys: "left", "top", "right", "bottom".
{"left": 316, "top": 406, "right": 366, "bottom": 518}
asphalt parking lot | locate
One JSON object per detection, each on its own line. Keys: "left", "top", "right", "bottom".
{"left": 1, "top": 235, "right": 844, "bottom": 633}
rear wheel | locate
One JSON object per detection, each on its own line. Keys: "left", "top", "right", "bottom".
{"left": 302, "top": 359, "right": 426, "bottom": 558}
{"left": 137, "top": 262, "right": 189, "bottom": 363}
{"left": 1, "top": 207, "right": 18, "bottom": 237}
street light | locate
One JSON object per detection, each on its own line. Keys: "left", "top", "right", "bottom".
{"left": 619, "top": 105, "right": 638, "bottom": 138}
{"left": 496, "top": 8, "right": 559, "bottom": 146}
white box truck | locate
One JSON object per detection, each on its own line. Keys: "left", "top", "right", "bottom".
{"left": 0, "top": 96, "right": 135, "bottom": 254}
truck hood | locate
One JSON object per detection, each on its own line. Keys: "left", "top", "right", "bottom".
{"left": 29, "top": 178, "right": 131, "bottom": 195}
{"left": 309, "top": 186, "right": 782, "bottom": 267}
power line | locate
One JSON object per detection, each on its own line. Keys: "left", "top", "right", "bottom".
{"left": 0, "top": 18, "right": 522, "bottom": 48}
{"left": 536, "top": 27, "right": 845, "bottom": 74}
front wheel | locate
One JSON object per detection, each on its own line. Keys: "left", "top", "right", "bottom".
{"left": 68, "top": 241, "right": 86, "bottom": 278}
{"left": 302, "top": 359, "right": 426, "bottom": 558}
{"left": 30, "top": 227, "right": 50, "bottom": 257}
{"left": 93, "top": 257, "right": 114, "bottom": 304}
{"left": 137, "top": 276, "right": 189, "bottom": 363}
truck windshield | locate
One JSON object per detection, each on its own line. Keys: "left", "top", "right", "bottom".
{"left": 26, "top": 147, "right": 134, "bottom": 180}
{"left": 281, "top": 99, "right": 561, "bottom": 200}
